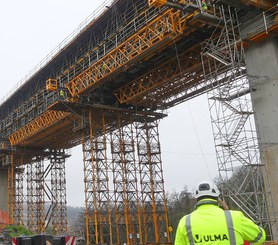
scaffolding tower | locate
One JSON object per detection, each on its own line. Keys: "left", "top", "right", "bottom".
{"left": 201, "top": 5, "right": 275, "bottom": 238}
{"left": 81, "top": 108, "right": 169, "bottom": 245}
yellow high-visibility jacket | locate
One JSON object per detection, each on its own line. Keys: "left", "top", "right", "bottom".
{"left": 175, "top": 198, "right": 266, "bottom": 245}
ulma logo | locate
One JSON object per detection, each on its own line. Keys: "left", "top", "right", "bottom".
{"left": 194, "top": 234, "right": 229, "bottom": 243}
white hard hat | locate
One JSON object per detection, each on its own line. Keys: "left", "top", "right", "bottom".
{"left": 194, "top": 181, "right": 220, "bottom": 199}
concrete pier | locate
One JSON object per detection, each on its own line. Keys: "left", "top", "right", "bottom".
{"left": 245, "top": 37, "right": 278, "bottom": 238}
{"left": 0, "top": 169, "right": 8, "bottom": 212}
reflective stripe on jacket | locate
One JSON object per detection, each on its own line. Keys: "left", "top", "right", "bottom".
{"left": 174, "top": 198, "right": 266, "bottom": 245}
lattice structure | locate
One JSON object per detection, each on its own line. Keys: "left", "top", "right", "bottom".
{"left": 202, "top": 5, "right": 274, "bottom": 237}
{"left": 8, "top": 155, "right": 14, "bottom": 223}
{"left": 135, "top": 118, "right": 170, "bottom": 244}
{"left": 81, "top": 109, "right": 169, "bottom": 245}
{"left": 66, "top": 9, "right": 183, "bottom": 98}
{"left": 0, "top": 0, "right": 277, "bottom": 240}
{"left": 50, "top": 150, "right": 68, "bottom": 234}
{"left": 110, "top": 114, "right": 142, "bottom": 245}
{"left": 14, "top": 155, "right": 24, "bottom": 225}
{"left": 27, "top": 158, "right": 45, "bottom": 233}
{"left": 82, "top": 111, "right": 112, "bottom": 245}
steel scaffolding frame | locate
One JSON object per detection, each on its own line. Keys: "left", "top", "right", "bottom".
{"left": 110, "top": 114, "right": 142, "bottom": 245}
{"left": 8, "top": 155, "right": 14, "bottom": 223}
{"left": 81, "top": 109, "right": 168, "bottom": 245}
{"left": 135, "top": 118, "right": 170, "bottom": 244}
{"left": 201, "top": 5, "right": 274, "bottom": 237}
{"left": 49, "top": 150, "right": 68, "bottom": 234}
{"left": 14, "top": 155, "right": 24, "bottom": 225}
{"left": 6, "top": 150, "right": 68, "bottom": 234}
{"left": 26, "top": 158, "right": 45, "bottom": 233}
{"left": 82, "top": 111, "right": 113, "bottom": 245}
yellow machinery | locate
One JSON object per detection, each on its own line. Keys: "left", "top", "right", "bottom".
{"left": 46, "top": 78, "right": 58, "bottom": 91}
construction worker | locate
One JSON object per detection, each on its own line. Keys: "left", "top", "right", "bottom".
{"left": 175, "top": 181, "right": 266, "bottom": 245}
{"left": 59, "top": 89, "right": 65, "bottom": 98}
{"left": 201, "top": 0, "right": 208, "bottom": 11}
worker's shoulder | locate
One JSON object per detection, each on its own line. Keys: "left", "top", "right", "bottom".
{"left": 226, "top": 209, "right": 246, "bottom": 220}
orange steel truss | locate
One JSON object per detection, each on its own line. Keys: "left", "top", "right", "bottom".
{"left": 66, "top": 9, "right": 184, "bottom": 98}
{"left": 114, "top": 45, "right": 203, "bottom": 104}
{"left": 9, "top": 110, "right": 70, "bottom": 146}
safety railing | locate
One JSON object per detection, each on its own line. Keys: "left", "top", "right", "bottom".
{"left": 241, "top": 4, "right": 278, "bottom": 40}
{"left": 0, "top": 0, "right": 117, "bottom": 106}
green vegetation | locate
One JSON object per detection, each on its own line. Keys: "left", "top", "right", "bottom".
{"left": 4, "top": 225, "right": 33, "bottom": 238}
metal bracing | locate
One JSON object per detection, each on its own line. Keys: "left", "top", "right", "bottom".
{"left": 14, "top": 155, "right": 24, "bottom": 225}
{"left": 8, "top": 155, "right": 14, "bottom": 223}
{"left": 49, "top": 150, "right": 68, "bottom": 234}
{"left": 135, "top": 118, "right": 170, "bottom": 245}
{"left": 202, "top": 5, "right": 274, "bottom": 236}
{"left": 110, "top": 114, "right": 142, "bottom": 245}
{"left": 26, "top": 158, "right": 45, "bottom": 233}
{"left": 114, "top": 44, "right": 203, "bottom": 105}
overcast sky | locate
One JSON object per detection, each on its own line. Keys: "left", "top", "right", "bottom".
{"left": 0, "top": 0, "right": 218, "bottom": 207}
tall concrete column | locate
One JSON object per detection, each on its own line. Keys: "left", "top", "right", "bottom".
{"left": 245, "top": 37, "right": 278, "bottom": 239}
{"left": 0, "top": 169, "right": 8, "bottom": 212}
